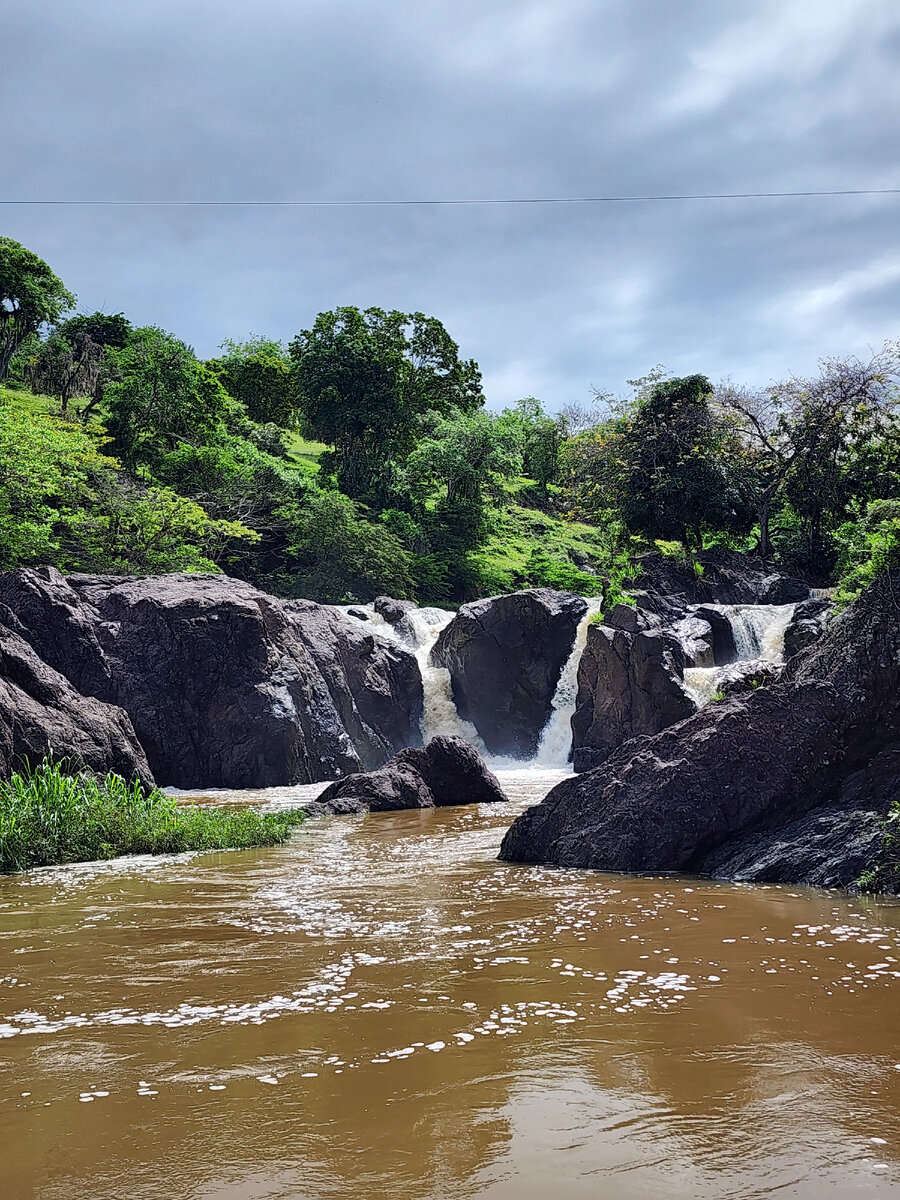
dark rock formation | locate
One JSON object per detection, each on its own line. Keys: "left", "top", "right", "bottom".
{"left": 699, "top": 747, "right": 900, "bottom": 888}
{"left": 307, "top": 735, "right": 506, "bottom": 816}
{"left": 632, "top": 549, "right": 809, "bottom": 613}
{"left": 0, "top": 611, "right": 151, "bottom": 785}
{"left": 284, "top": 599, "right": 423, "bottom": 768}
{"left": 571, "top": 625, "right": 695, "bottom": 772}
{"left": 500, "top": 569, "right": 900, "bottom": 889}
{"left": 0, "top": 566, "right": 110, "bottom": 697}
{"left": 783, "top": 597, "right": 832, "bottom": 661}
{"left": 432, "top": 588, "right": 587, "bottom": 758}
{"left": 0, "top": 569, "right": 425, "bottom": 789}
{"left": 693, "top": 605, "right": 738, "bottom": 665}
{"left": 374, "top": 596, "right": 417, "bottom": 625}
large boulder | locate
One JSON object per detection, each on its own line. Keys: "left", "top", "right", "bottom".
{"left": 0, "top": 610, "right": 151, "bottom": 785}
{"left": 283, "top": 599, "right": 423, "bottom": 768}
{"left": 783, "top": 597, "right": 832, "bottom": 661}
{"left": 571, "top": 624, "right": 695, "bottom": 772}
{"left": 431, "top": 589, "right": 587, "bottom": 758}
{"left": 0, "top": 567, "right": 110, "bottom": 697}
{"left": 307, "top": 735, "right": 506, "bottom": 816}
{"left": 499, "top": 569, "right": 900, "bottom": 887}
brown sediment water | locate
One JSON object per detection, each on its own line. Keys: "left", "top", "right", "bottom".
{"left": 2, "top": 768, "right": 900, "bottom": 1199}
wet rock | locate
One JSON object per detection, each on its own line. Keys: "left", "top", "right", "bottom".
{"left": 500, "top": 569, "right": 900, "bottom": 888}
{"left": 758, "top": 574, "right": 810, "bottom": 604}
{"left": 309, "top": 735, "right": 506, "bottom": 816}
{"left": 374, "top": 596, "right": 417, "bottom": 625}
{"left": 431, "top": 589, "right": 587, "bottom": 758}
{"left": 0, "top": 612, "right": 152, "bottom": 785}
{"left": 783, "top": 597, "right": 832, "bottom": 662}
{"left": 571, "top": 624, "right": 696, "bottom": 772}
{"left": 501, "top": 683, "right": 844, "bottom": 871}
{"left": 693, "top": 605, "right": 738, "bottom": 665}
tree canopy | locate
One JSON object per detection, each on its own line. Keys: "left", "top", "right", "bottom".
{"left": 0, "top": 237, "right": 74, "bottom": 381}
{"left": 289, "top": 307, "right": 483, "bottom": 500}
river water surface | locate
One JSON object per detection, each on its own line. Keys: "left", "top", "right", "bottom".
{"left": 3, "top": 770, "right": 900, "bottom": 1199}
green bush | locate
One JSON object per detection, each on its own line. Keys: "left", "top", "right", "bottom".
{"left": 0, "top": 760, "right": 304, "bottom": 873}
{"left": 834, "top": 500, "right": 900, "bottom": 608}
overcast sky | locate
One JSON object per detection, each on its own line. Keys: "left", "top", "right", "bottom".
{"left": 4, "top": 0, "right": 899, "bottom": 410}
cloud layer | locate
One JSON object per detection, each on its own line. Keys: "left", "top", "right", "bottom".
{"left": 4, "top": 0, "right": 899, "bottom": 408}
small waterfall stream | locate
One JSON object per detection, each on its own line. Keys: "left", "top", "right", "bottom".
{"left": 683, "top": 603, "right": 796, "bottom": 707}
{"left": 533, "top": 598, "right": 604, "bottom": 766}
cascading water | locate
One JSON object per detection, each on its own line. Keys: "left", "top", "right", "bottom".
{"left": 346, "top": 604, "right": 490, "bottom": 753}
{"left": 682, "top": 603, "right": 796, "bottom": 707}
{"left": 533, "top": 597, "right": 604, "bottom": 767}
{"left": 346, "top": 599, "right": 600, "bottom": 769}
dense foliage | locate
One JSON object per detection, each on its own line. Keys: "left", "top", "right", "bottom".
{"left": 1, "top": 236, "right": 898, "bottom": 605}
{"left": 0, "top": 759, "right": 305, "bottom": 873}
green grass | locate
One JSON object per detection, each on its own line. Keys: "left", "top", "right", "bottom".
{"left": 284, "top": 430, "right": 328, "bottom": 473}
{"left": 0, "top": 760, "right": 305, "bottom": 874}
{"left": 471, "top": 499, "right": 610, "bottom": 596}
{"left": 0, "top": 384, "right": 58, "bottom": 418}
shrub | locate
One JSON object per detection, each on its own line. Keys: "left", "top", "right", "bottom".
{"left": 0, "top": 760, "right": 304, "bottom": 873}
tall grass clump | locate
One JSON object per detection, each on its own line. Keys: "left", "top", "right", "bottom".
{"left": 0, "top": 759, "right": 305, "bottom": 873}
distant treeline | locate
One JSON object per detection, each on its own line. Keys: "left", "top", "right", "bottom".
{"left": 1, "top": 235, "right": 898, "bottom": 605}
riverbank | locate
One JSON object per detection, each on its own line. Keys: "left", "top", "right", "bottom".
{"left": 0, "top": 760, "right": 305, "bottom": 873}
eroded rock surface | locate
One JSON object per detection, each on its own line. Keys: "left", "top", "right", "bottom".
{"left": 0, "top": 610, "right": 151, "bottom": 784}
{"left": 500, "top": 570, "right": 900, "bottom": 888}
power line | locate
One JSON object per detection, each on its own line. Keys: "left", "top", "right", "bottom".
{"left": 1, "top": 188, "right": 899, "bottom": 207}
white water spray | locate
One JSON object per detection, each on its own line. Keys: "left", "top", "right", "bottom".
{"left": 533, "top": 598, "right": 604, "bottom": 767}
{"left": 682, "top": 603, "right": 796, "bottom": 707}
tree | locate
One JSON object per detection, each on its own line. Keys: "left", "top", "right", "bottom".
{"left": 212, "top": 337, "right": 294, "bottom": 426}
{"left": 717, "top": 344, "right": 900, "bottom": 558}
{"left": 289, "top": 307, "right": 483, "bottom": 500}
{"left": 29, "top": 329, "right": 104, "bottom": 416}
{"left": 0, "top": 238, "right": 74, "bottom": 381}
{"left": 506, "top": 396, "right": 565, "bottom": 494}
{"left": 104, "top": 327, "right": 231, "bottom": 472}
{"left": 405, "top": 410, "right": 522, "bottom": 504}
{"left": 617, "top": 374, "right": 750, "bottom": 551}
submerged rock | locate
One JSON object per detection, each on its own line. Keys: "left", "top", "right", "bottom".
{"left": 307, "top": 735, "right": 507, "bottom": 816}
{"left": 431, "top": 588, "right": 587, "bottom": 759}
{"left": 500, "top": 569, "right": 900, "bottom": 889}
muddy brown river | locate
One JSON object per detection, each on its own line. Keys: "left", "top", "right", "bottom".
{"left": 2, "top": 769, "right": 900, "bottom": 1199}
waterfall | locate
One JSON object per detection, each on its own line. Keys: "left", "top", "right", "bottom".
{"left": 533, "top": 598, "right": 604, "bottom": 767}
{"left": 346, "top": 604, "right": 489, "bottom": 753}
{"left": 402, "top": 607, "right": 490, "bottom": 753}
{"left": 683, "top": 603, "right": 796, "bottom": 707}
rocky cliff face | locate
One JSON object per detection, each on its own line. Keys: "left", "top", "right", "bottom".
{"left": 431, "top": 588, "right": 587, "bottom": 758}
{"left": 500, "top": 570, "right": 900, "bottom": 888}
{"left": 0, "top": 568, "right": 422, "bottom": 788}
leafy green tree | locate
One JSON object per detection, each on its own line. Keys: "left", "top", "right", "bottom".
{"left": 0, "top": 392, "right": 255, "bottom": 574}
{"left": 405, "top": 410, "right": 522, "bottom": 504}
{"left": 289, "top": 307, "right": 483, "bottom": 500}
{"left": 616, "top": 374, "right": 750, "bottom": 552}
{"left": 718, "top": 345, "right": 900, "bottom": 559}
{"left": 835, "top": 499, "right": 900, "bottom": 607}
{"left": 212, "top": 337, "right": 294, "bottom": 426}
{"left": 506, "top": 396, "right": 565, "bottom": 494}
{"left": 105, "top": 327, "right": 231, "bottom": 472}
{"left": 0, "top": 238, "right": 75, "bottom": 381}
{"left": 282, "top": 490, "right": 414, "bottom": 602}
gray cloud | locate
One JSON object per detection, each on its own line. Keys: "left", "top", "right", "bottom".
{"left": 3, "top": 0, "right": 899, "bottom": 408}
